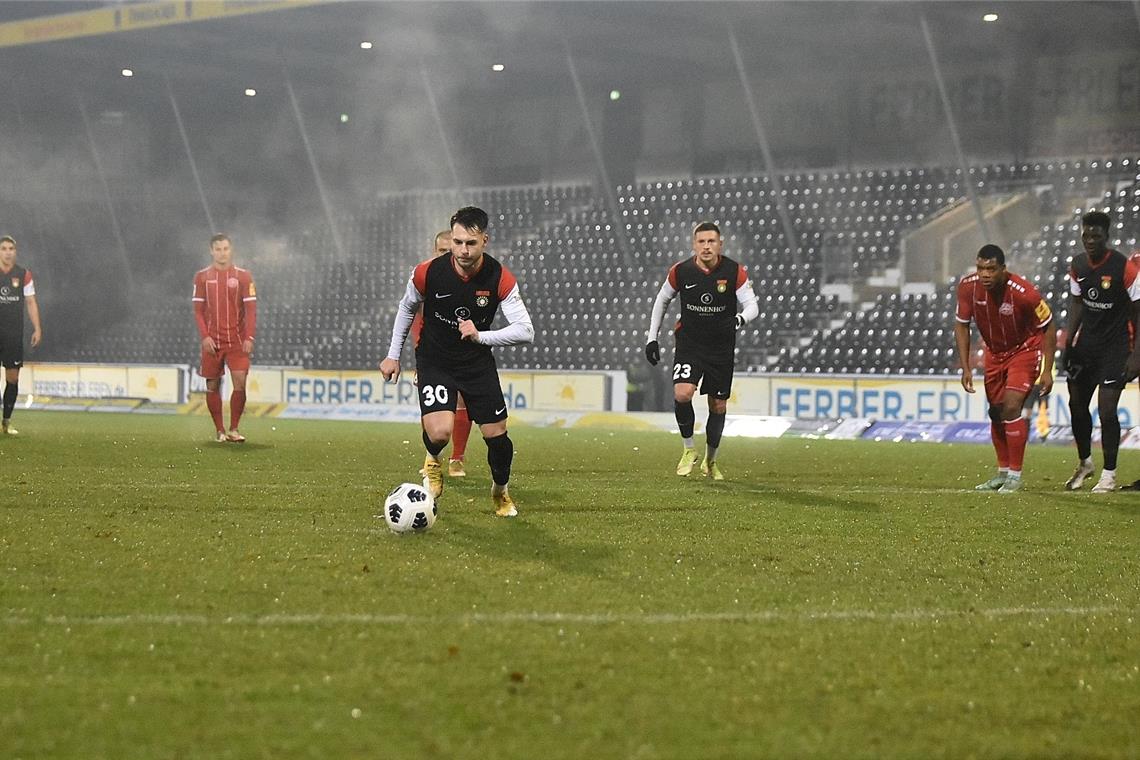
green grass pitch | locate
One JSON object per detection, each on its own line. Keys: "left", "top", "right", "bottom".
{"left": 2, "top": 411, "right": 1138, "bottom": 758}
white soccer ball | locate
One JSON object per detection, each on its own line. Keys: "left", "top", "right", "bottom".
{"left": 381, "top": 482, "right": 437, "bottom": 534}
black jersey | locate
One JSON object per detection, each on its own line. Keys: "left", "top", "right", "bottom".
{"left": 1068, "top": 249, "right": 1140, "bottom": 353}
{"left": 412, "top": 253, "right": 516, "bottom": 367}
{"left": 0, "top": 265, "right": 31, "bottom": 335}
{"left": 668, "top": 255, "right": 746, "bottom": 352}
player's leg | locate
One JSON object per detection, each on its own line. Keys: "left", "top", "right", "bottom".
{"left": 200, "top": 348, "right": 226, "bottom": 441}
{"left": 226, "top": 355, "right": 250, "bottom": 442}
{"left": 700, "top": 394, "right": 727, "bottom": 481}
{"left": 994, "top": 350, "right": 1037, "bottom": 493}
{"left": 1065, "top": 368, "right": 1097, "bottom": 489}
{"left": 449, "top": 392, "right": 471, "bottom": 477}
{"left": 700, "top": 359, "right": 732, "bottom": 480}
{"left": 459, "top": 367, "right": 516, "bottom": 516}
{"left": 975, "top": 361, "right": 1011, "bottom": 490}
{"left": 416, "top": 364, "right": 459, "bottom": 498}
{"left": 2, "top": 365, "right": 21, "bottom": 435}
{"left": 672, "top": 348, "right": 701, "bottom": 475}
{"left": 1092, "top": 383, "right": 1124, "bottom": 492}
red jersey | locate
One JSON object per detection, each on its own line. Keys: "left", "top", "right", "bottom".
{"left": 956, "top": 271, "right": 1051, "bottom": 361}
{"left": 192, "top": 265, "right": 257, "bottom": 348}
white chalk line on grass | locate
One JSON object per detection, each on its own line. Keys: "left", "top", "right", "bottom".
{"left": 1, "top": 606, "right": 1133, "bottom": 628}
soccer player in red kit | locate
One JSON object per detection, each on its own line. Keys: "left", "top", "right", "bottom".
{"left": 192, "top": 234, "right": 257, "bottom": 443}
{"left": 955, "top": 244, "right": 1055, "bottom": 493}
{"left": 0, "top": 236, "right": 43, "bottom": 435}
{"left": 411, "top": 230, "right": 473, "bottom": 477}
{"left": 644, "top": 222, "right": 759, "bottom": 480}
{"left": 380, "top": 207, "right": 534, "bottom": 517}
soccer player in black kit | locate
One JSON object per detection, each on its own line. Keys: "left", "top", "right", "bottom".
{"left": 380, "top": 207, "right": 534, "bottom": 517}
{"left": 0, "top": 236, "right": 43, "bottom": 436}
{"left": 1062, "top": 210, "right": 1140, "bottom": 493}
{"left": 645, "top": 222, "right": 759, "bottom": 480}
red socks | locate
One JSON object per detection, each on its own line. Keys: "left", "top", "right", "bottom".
{"left": 206, "top": 391, "right": 224, "bottom": 433}
{"left": 452, "top": 406, "right": 472, "bottom": 460}
{"left": 230, "top": 390, "right": 247, "bottom": 432}
{"left": 990, "top": 420, "right": 1009, "bottom": 469}
{"left": 1004, "top": 417, "right": 1029, "bottom": 473}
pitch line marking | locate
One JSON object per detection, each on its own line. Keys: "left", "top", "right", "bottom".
{"left": 1, "top": 606, "right": 1132, "bottom": 627}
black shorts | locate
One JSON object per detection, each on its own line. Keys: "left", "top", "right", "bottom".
{"left": 415, "top": 356, "right": 507, "bottom": 425}
{"left": 0, "top": 332, "right": 23, "bottom": 369}
{"left": 1068, "top": 342, "right": 1129, "bottom": 390}
{"left": 672, "top": 343, "right": 735, "bottom": 399}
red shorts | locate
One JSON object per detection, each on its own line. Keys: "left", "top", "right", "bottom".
{"left": 199, "top": 346, "right": 250, "bottom": 378}
{"left": 983, "top": 348, "right": 1041, "bottom": 404}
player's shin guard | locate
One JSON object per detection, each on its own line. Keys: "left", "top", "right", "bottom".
{"left": 1003, "top": 417, "right": 1028, "bottom": 472}
{"left": 1101, "top": 411, "right": 1122, "bottom": 471}
{"left": 484, "top": 432, "right": 514, "bottom": 487}
{"left": 206, "top": 390, "right": 225, "bottom": 432}
{"left": 229, "top": 390, "right": 246, "bottom": 431}
{"left": 1068, "top": 394, "right": 1094, "bottom": 461}
{"left": 675, "top": 400, "right": 695, "bottom": 439}
{"left": 990, "top": 420, "right": 1010, "bottom": 469}
{"left": 422, "top": 429, "right": 447, "bottom": 457}
{"left": 2, "top": 381, "right": 17, "bottom": 421}
{"left": 706, "top": 411, "right": 726, "bottom": 450}
{"left": 451, "top": 407, "right": 471, "bottom": 460}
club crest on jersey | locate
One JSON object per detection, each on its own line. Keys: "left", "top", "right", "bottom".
{"left": 999, "top": 302, "right": 1014, "bottom": 316}
{"left": 1101, "top": 275, "right": 1112, "bottom": 290}
{"left": 716, "top": 279, "right": 728, "bottom": 293}
{"left": 228, "top": 277, "right": 239, "bottom": 289}
{"left": 475, "top": 290, "right": 491, "bottom": 308}
{"left": 10, "top": 278, "right": 19, "bottom": 289}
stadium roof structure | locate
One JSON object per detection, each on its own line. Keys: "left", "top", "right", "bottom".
{"left": 2, "top": 1, "right": 1137, "bottom": 113}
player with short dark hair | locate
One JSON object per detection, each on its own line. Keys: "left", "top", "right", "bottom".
{"left": 1062, "top": 210, "right": 1140, "bottom": 492}
{"left": 0, "top": 236, "right": 43, "bottom": 435}
{"left": 954, "top": 244, "right": 1055, "bottom": 492}
{"left": 412, "top": 230, "right": 473, "bottom": 477}
{"left": 644, "top": 222, "right": 759, "bottom": 480}
{"left": 380, "top": 206, "right": 534, "bottom": 517}
{"left": 192, "top": 233, "right": 258, "bottom": 443}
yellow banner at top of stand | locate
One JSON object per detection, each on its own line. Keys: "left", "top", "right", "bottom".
{"left": 0, "top": 0, "right": 326, "bottom": 48}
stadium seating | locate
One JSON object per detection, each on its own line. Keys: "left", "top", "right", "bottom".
{"left": 35, "top": 158, "right": 1140, "bottom": 379}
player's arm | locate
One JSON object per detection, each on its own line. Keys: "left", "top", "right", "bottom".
{"left": 1062, "top": 267, "right": 1084, "bottom": 368}
{"left": 380, "top": 272, "right": 424, "bottom": 381}
{"left": 953, "top": 319, "right": 974, "bottom": 393}
{"left": 1039, "top": 317, "right": 1056, "bottom": 395}
{"left": 192, "top": 274, "right": 216, "bottom": 354}
{"left": 1124, "top": 260, "right": 1140, "bottom": 381}
{"left": 468, "top": 284, "right": 534, "bottom": 346}
{"left": 241, "top": 275, "right": 257, "bottom": 354}
{"left": 734, "top": 276, "right": 759, "bottom": 329}
{"left": 25, "top": 293, "right": 42, "bottom": 347}
{"left": 644, "top": 272, "right": 678, "bottom": 366}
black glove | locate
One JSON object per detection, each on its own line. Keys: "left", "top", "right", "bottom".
{"left": 735, "top": 314, "right": 746, "bottom": 331}
{"left": 645, "top": 340, "right": 660, "bottom": 366}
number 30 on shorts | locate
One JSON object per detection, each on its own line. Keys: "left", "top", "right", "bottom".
{"left": 672, "top": 363, "right": 692, "bottom": 380}
{"left": 421, "top": 384, "right": 450, "bottom": 407}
